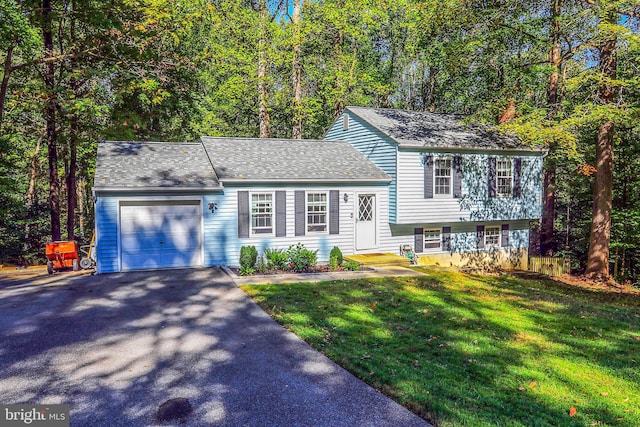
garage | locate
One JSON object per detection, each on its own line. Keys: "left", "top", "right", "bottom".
{"left": 119, "top": 201, "right": 203, "bottom": 271}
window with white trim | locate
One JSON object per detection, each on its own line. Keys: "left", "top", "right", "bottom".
{"left": 307, "top": 192, "right": 327, "bottom": 233}
{"left": 496, "top": 159, "right": 513, "bottom": 197}
{"left": 251, "top": 193, "right": 273, "bottom": 235}
{"left": 424, "top": 228, "right": 441, "bottom": 250}
{"left": 485, "top": 226, "right": 500, "bottom": 248}
{"left": 434, "top": 158, "right": 452, "bottom": 196}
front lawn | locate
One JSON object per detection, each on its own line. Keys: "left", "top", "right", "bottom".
{"left": 241, "top": 269, "right": 640, "bottom": 427}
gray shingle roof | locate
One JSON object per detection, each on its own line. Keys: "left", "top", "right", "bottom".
{"left": 94, "top": 141, "right": 220, "bottom": 189}
{"left": 201, "top": 137, "right": 390, "bottom": 182}
{"left": 346, "top": 107, "right": 541, "bottom": 151}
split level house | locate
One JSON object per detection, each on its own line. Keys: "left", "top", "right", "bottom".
{"left": 93, "top": 107, "right": 544, "bottom": 274}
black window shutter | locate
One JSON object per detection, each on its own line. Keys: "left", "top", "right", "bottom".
{"left": 329, "top": 190, "right": 340, "bottom": 235}
{"left": 424, "top": 155, "right": 433, "bottom": 199}
{"left": 237, "top": 191, "right": 249, "bottom": 238}
{"left": 453, "top": 156, "right": 462, "bottom": 198}
{"left": 294, "top": 191, "right": 305, "bottom": 236}
{"left": 414, "top": 228, "right": 424, "bottom": 253}
{"left": 513, "top": 158, "right": 522, "bottom": 198}
{"left": 501, "top": 224, "right": 509, "bottom": 247}
{"left": 488, "top": 157, "right": 497, "bottom": 198}
{"left": 442, "top": 226, "right": 452, "bottom": 251}
{"left": 275, "top": 191, "right": 286, "bottom": 237}
{"left": 477, "top": 225, "right": 485, "bottom": 249}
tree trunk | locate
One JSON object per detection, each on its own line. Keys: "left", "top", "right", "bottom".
{"left": 24, "top": 135, "right": 43, "bottom": 255}
{"left": 257, "top": 0, "right": 270, "bottom": 138}
{"left": 67, "top": 116, "right": 78, "bottom": 241}
{"left": 333, "top": 29, "right": 344, "bottom": 118}
{"left": 0, "top": 46, "right": 13, "bottom": 128}
{"left": 586, "top": 10, "right": 617, "bottom": 279}
{"left": 427, "top": 66, "right": 436, "bottom": 112}
{"left": 66, "top": 0, "right": 78, "bottom": 241}
{"left": 291, "top": 0, "right": 303, "bottom": 139}
{"left": 77, "top": 175, "right": 85, "bottom": 238}
{"left": 43, "top": 0, "right": 61, "bottom": 241}
{"left": 540, "top": 0, "right": 562, "bottom": 256}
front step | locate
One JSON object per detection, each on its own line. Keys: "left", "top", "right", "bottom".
{"left": 344, "top": 253, "right": 411, "bottom": 268}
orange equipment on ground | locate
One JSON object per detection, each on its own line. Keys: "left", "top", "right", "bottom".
{"left": 45, "top": 241, "right": 80, "bottom": 274}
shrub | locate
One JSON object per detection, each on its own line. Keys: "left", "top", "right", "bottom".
{"left": 287, "top": 243, "right": 318, "bottom": 272}
{"left": 329, "top": 246, "right": 343, "bottom": 270}
{"left": 240, "top": 245, "right": 258, "bottom": 269}
{"left": 256, "top": 256, "right": 268, "bottom": 274}
{"left": 264, "top": 248, "right": 288, "bottom": 271}
{"left": 239, "top": 266, "right": 255, "bottom": 276}
{"left": 343, "top": 260, "right": 361, "bottom": 271}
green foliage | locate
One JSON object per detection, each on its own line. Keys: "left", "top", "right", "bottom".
{"left": 264, "top": 248, "right": 288, "bottom": 271}
{"left": 329, "top": 246, "right": 343, "bottom": 270}
{"left": 239, "top": 245, "right": 258, "bottom": 269}
{"left": 255, "top": 255, "right": 268, "bottom": 274}
{"left": 238, "top": 265, "right": 255, "bottom": 276}
{"left": 286, "top": 243, "right": 318, "bottom": 272}
{"left": 243, "top": 270, "right": 640, "bottom": 426}
{"left": 342, "top": 260, "right": 360, "bottom": 271}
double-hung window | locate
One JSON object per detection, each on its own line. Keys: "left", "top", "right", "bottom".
{"left": 424, "top": 228, "right": 442, "bottom": 251}
{"left": 434, "top": 158, "right": 452, "bottom": 197}
{"left": 307, "top": 192, "right": 327, "bottom": 233}
{"left": 251, "top": 193, "right": 273, "bottom": 235}
{"left": 496, "top": 159, "right": 513, "bottom": 197}
{"left": 485, "top": 226, "right": 500, "bottom": 248}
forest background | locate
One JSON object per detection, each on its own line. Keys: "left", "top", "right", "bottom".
{"left": 1, "top": 0, "right": 638, "bottom": 282}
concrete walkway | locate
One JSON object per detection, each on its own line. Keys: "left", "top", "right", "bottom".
{"left": 0, "top": 268, "right": 431, "bottom": 426}
{"left": 229, "top": 265, "right": 427, "bottom": 285}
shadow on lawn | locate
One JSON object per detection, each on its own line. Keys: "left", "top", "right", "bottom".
{"left": 246, "top": 272, "right": 639, "bottom": 427}
{"left": 0, "top": 269, "right": 421, "bottom": 426}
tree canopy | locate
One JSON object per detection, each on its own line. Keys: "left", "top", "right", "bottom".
{"left": 1, "top": 0, "right": 638, "bottom": 281}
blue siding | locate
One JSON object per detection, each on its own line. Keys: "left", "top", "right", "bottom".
{"left": 95, "top": 197, "right": 119, "bottom": 274}
{"left": 325, "top": 113, "right": 398, "bottom": 223}
{"left": 203, "top": 193, "right": 234, "bottom": 267}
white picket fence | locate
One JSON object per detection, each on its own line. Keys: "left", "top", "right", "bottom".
{"left": 528, "top": 257, "right": 570, "bottom": 276}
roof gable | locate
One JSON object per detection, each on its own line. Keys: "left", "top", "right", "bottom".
{"left": 346, "top": 107, "right": 541, "bottom": 152}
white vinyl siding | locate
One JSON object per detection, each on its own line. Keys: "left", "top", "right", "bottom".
{"left": 201, "top": 185, "right": 389, "bottom": 266}
{"left": 434, "top": 158, "right": 452, "bottom": 197}
{"left": 396, "top": 150, "right": 543, "bottom": 223}
{"left": 325, "top": 113, "right": 398, "bottom": 222}
{"left": 251, "top": 193, "right": 274, "bottom": 235}
{"left": 307, "top": 192, "right": 328, "bottom": 233}
{"left": 496, "top": 159, "right": 513, "bottom": 197}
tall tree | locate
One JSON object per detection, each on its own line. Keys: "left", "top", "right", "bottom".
{"left": 257, "top": 0, "right": 271, "bottom": 138}
{"left": 585, "top": 6, "right": 618, "bottom": 279}
{"left": 42, "top": 0, "right": 61, "bottom": 241}
{"left": 540, "top": 0, "right": 563, "bottom": 255}
{"left": 291, "top": 0, "right": 303, "bottom": 139}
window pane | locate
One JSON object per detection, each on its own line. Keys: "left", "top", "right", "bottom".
{"left": 434, "top": 158, "right": 451, "bottom": 195}
{"left": 496, "top": 159, "right": 512, "bottom": 196}
{"left": 424, "top": 229, "right": 441, "bottom": 250}
{"left": 251, "top": 193, "right": 273, "bottom": 234}
{"left": 307, "top": 192, "right": 327, "bottom": 232}
{"left": 485, "top": 226, "right": 500, "bottom": 247}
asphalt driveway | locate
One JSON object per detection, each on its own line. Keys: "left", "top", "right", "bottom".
{"left": 0, "top": 268, "right": 430, "bottom": 426}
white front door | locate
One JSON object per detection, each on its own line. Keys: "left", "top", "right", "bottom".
{"left": 356, "top": 194, "right": 377, "bottom": 250}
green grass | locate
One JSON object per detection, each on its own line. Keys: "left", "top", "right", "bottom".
{"left": 241, "top": 269, "right": 640, "bottom": 427}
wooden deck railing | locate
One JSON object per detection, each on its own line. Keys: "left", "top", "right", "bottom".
{"left": 528, "top": 256, "right": 570, "bottom": 276}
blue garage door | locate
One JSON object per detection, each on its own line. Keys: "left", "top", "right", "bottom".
{"left": 120, "top": 201, "right": 202, "bottom": 271}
